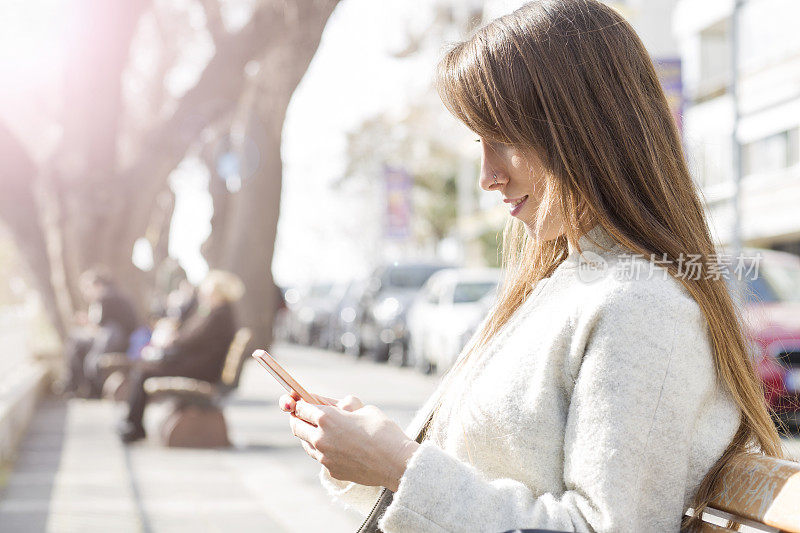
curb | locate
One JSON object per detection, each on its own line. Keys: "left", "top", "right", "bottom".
{"left": 0, "top": 361, "right": 48, "bottom": 466}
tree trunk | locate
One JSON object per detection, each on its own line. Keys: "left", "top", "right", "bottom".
{"left": 200, "top": 135, "right": 233, "bottom": 270}
{"left": 54, "top": 1, "right": 150, "bottom": 303}
{"left": 148, "top": 189, "right": 176, "bottom": 269}
{"left": 0, "top": 0, "right": 339, "bottom": 344}
{"left": 218, "top": 109, "right": 285, "bottom": 350}
{"left": 0, "top": 124, "right": 66, "bottom": 336}
{"left": 202, "top": 1, "right": 339, "bottom": 349}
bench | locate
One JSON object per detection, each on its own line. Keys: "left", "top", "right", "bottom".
{"left": 513, "top": 454, "right": 799, "bottom": 532}
{"left": 99, "top": 352, "right": 134, "bottom": 401}
{"left": 141, "top": 327, "right": 252, "bottom": 448}
{"left": 687, "top": 452, "right": 800, "bottom": 532}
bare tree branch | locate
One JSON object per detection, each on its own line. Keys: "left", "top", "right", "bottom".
{"left": 51, "top": 0, "right": 153, "bottom": 304}
{"left": 117, "top": 0, "right": 340, "bottom": 245}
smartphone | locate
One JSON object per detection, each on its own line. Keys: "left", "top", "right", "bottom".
{"left": 251, "top": 349, "right": 330, "bottom": 405}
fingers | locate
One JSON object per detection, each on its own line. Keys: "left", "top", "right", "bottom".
{"left": 308, "top": 394, "right": 364, "bottom": 411}
{"left": 313, "top": 394, "right": 338, "bottom": 406}
{"left": 294, "top": 400, "right": 327, "bottom": 426}
{"left": 314, "top": 394, "right": 336, "bottom": 404}
{"left": 289, "top": 414, "right": 321, "bottom": 447}
{"left": 300, "top": 440, "right": 322, "bottom": 462}
{"left": 288, "top": 408, "right": 325, "bottom": 464}
{"left": 286, "top": 393, "right": 363, "bottom": 412}
{"left": 279, "top": 391, "right": 301, "bottom": 412}
{"left": 337, "top": 395, "right": 364, "bottom": 412}
{"left": 278, "top": 394, "right": 296, "bottom": 413}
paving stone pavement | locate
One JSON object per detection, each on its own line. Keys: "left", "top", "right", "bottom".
{"left": 0, "top": 343, "right": 439, "bottom": 533}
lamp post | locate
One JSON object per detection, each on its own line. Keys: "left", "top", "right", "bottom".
{"left": 730, "top": 0, "right": 744, "bottom": 301}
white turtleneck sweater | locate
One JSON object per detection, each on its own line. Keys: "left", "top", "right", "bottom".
{"left": 320, "top": 224, "right": 741, "bottom": 532}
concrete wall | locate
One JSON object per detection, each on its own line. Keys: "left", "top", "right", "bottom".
{"left": 0, "top": 361, "right": 47, "bottom": 466}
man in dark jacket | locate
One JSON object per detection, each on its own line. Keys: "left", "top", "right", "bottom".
{"left": 118, "top": 271, "right": 241, "bottom": 443}
{"left": 62, "top": 269, "right": 138, "bottom": 397}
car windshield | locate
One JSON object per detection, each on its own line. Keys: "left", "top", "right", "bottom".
{"left": 343, "top": 280, "right": 365, "bottom": 299}
{"left": 453, "top": 282, "right": 496, "bottom": 304}
{"left": 725, "top": 258, "right": 800, "bottom": 303}
{"left": 308, "top": 284, "right": 333, "bottom": 298}
{"left": 741, "top": 275, "right": 778, "bottom": 303}
{"left": 384, "top": 266, "right": 442, "bottom": 290}
{"left": 760, "top": 262, "right": 800, "bottom": 303}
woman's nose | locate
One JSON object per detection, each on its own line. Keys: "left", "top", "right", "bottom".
{"left": 479, "top": 168, "right": 504, "bottom": 192}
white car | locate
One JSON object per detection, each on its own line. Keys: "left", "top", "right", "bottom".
{"left": 407, "top": 268, "right": 500, "bottom": 374}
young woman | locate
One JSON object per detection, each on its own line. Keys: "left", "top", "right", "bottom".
{"left": 118, "top": 270, "right": 241, "bottom": 442}
{"left": 279, "top": 1, "right": 787, "bottom": 531}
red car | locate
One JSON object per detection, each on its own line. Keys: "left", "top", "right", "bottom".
{"left": 725, "top": 248, "right": 800, "bottom": 430}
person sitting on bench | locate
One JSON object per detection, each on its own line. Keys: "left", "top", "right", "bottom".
{"left": 117, "top": 270, "right": 242, "bottom": 443}
{"left": 61, "top": 269, "right": 138, "bottom": 398}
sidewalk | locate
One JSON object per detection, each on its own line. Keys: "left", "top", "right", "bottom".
{"left": 0, "top": 343, "right": 441, "bottom": 532}
{"left": 0, "top": 308, "right": 48, "bottom": 466}
{"left": 3, "top": 342, "right": 796, "bottom": 532}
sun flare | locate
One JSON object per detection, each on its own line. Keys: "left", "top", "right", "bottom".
{"left": 0, "top": 0, "right": 67, "bottom": 95}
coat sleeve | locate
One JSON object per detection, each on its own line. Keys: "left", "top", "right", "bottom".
{"left": 318, "top": 374, "right": 450, "bottom": 517}
{"left": 318, "top": 467, "right": 384, "bottom": 516}
{"left": 163, "top": 304, "right": 234, "bottom": 372}
{"left": 378, "top": 279, "right": 735, "bottom": 533}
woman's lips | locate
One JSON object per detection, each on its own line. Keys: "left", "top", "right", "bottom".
{"left": 507, "top": 195, "right": 528, "bottom": 216}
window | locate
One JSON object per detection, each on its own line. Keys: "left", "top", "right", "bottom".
{"left": 742, "top": 128, "right": 800, "bottom": 176}
{"left": 452, "top": 282, "right": 496, "bottom": 304}
{"left": 723, "top": 259, "right": 800, "bottom": 304}
{"left": 309, "top": 283, "right": 333, "bottom": 298}
{"left": 692, "top": 136, "right": 731, "bottom": 188}
{"left": 424, "top": 283, "right": 441, "bottom": 305}
{"left": 761, "top": 261, "right": 800, "bottom": 303}
{"left": 698, "top": 21, "right": 731, "bottom": 99}
{"left": 384, "top": 265, "right": 443, "bottom": 290}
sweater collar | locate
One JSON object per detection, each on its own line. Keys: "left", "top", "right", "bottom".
{"left": 565, "top": 224, "right": 622, "bottom": 260}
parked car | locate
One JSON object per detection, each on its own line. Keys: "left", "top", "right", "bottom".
{"left": 408, "top": 268, "right": 501, "bottom": 374}
{"left": 451, "top": 284, "right": 499, "bottom": 366}
{"left": 275, "top": 285, "right": 303, "bottom": 343}
{"left": 324, "top": 278, "right": 369, "bottom": 355}
{"left": 359, "top": 262, "right": 452, "bottom": 363}
{"left": 291, "top": 283, "right": 338, "bottom": 347}
{"left": 272, "top": 285, "right": 291, "bottom": 342}
{"left": 723, "top": 248, "right": 800, "bottom": 430}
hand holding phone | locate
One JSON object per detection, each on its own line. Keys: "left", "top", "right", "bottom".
{"left": 251, "top": 349, "right": 330, "bottom": 405}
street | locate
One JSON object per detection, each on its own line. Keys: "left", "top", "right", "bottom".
{"left": 1, "top": 342, "right": 798, "bottom": 532}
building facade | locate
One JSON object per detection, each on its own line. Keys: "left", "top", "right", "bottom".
{"left": 456, "top": 0, "right": 685, "bottom": 267}
{"left": 674, "top": 0, "right": 800, "bottom": 255}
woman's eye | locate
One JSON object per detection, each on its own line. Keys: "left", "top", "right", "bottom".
{"left": 474, "top": 138, "right": 481, "bottom": 143}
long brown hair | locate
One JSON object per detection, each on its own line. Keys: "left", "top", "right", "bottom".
{"left": 433, "top": 1, "right": 786, "bottom": 530}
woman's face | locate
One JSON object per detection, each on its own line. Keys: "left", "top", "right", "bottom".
{"left": 477, "top": 137, "right": 565, "bottom": 241}
{"left": 199, "top": 282, "right": 221, "bottom": 307}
